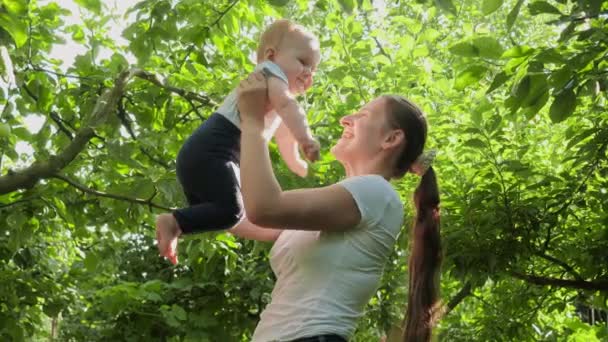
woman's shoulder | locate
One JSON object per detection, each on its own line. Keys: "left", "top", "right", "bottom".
{"left": 339, "top": 174, "right": 403, "bottom": 211}
{"left": 340, "top": 174, "right": 398, "bottom": 195}
{"left": 339, "top": 175, "right": 403, "bottom": 236}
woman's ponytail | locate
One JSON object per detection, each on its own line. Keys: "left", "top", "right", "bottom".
{"left": 403, "top": 166, "right": 442, "bottom": 342}
{"left": 382, "top": 95, "right": 442, "bottom": 341}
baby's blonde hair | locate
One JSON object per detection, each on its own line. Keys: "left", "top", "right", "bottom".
{"left": 256, "top": 19, "right": 315, "bottom": 63}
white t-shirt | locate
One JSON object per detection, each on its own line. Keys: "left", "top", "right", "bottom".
{"left": 216, "top": 61, "right": 288, "bottom": 141}
{"left": 252, "top": 175, "right": 404, "bottom": 342}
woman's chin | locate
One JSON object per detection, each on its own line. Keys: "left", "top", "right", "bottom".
{"left": 330, "top": 144, "right": 350, "bottom": 163}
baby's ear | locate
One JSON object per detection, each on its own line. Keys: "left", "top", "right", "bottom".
{"left": 264, "top": 47, "right": 276, "bottom": 60}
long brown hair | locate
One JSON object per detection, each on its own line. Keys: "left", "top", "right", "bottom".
{"left": 384, "top": 95, "right": 442, "bottom": 342}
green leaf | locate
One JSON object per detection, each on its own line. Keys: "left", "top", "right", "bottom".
{"left": 267, "top": 0, "right": 289, "bottom": 6}
{"left": 449, "top": 42, "right": 479, "bottom": 57}
{"left": 506, "top": 0, "right": 525, "bottom": 30}
{"left": 501, "top": 45, "right": 534, "bottom": 58}
{"left": 578, "top": 79, "right": 600, "bottom": 97}
{"left": 68, "top": 25, "right": 86, "bottom": 43}
{"left": 74, "top": 0, "right": 102, "bottom": 14}
{"left": 84, "top": 253, "right": 99, "bottom": 272}
{"left": 528, "top": 1, "right": 562, "bottom": 15}
{"left": 0, "top": 122, "right": 11, "bottom": 138}
{"left": 558, "top": 21, "right": 577, "bottom": 42}
{"left": 454, "top": 65, "right": 489, "bottom": 90}
{"left": 172, "top": 304, "right": 187, "bottom": 321}
{"left": 487, "top": 71, "right": 510, "bottom": 94}
{"left": 435, "top": 0, "right": 457, "bottom": 15}
{"left": 516, "top": 74, "right": 548, "bottom": 108}
{"left": 472, "top": 37, "right": 504, "bottom": 59}
{"left": 549, "top": 89, "right": 576, "bottom": 123}
{"left": 465, "top": 138, "right": 487, "bottom": 149}
{"left": 413, "top": 45, "right": 429, "bottom": 57}
{"left": 43, "top": 301, "right": 64, "bottom": 318}
{"left": 521, "top": 90, "right": 549, "bottom": 119}
{"left": 0, "top": 13, "right": 28, "bottom": 47}
{"left": 534, "top": 48, "right": 565, "bottom": 64}
{"left": 579, "top": 0, "right": 602, "bottom": 16}
{"left": 511, "top": 75, "right": 530, "bottom": 104}
{"left": 338, "top": 0, "right": 356, "bottom": 13}
{"left": 4, "top": 0, "right": 28, "bottom": 15}
{"left": 7, "top": 212, "right": 27, "bottom": 229}
{"left": 482, "top": 0, "right": 503, "bottom": 14}
{"left": 567, "top": 128, "right": 598, "bottom": 149}
{"left": 549, "top": 66, "right": 573, "bottom": 91}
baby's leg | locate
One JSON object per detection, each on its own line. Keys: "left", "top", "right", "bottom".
{"left": 173, "top": 159, "right": 244, "bottom": 233}
{"left": 157, "top": 113, "right": 242, "bottom": 264}
{"left": 156, "top": 159, "right": 242, "bottom": 264}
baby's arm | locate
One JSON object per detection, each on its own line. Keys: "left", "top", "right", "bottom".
{"left": 268, "top": 76, "right": 319, "bottom": 162}
{"left": 274, "top": 122, "right": 308, "bottom": 177}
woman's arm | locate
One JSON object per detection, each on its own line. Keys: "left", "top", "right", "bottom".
{"left": 237, "top": 73, "right": 361, "bottom": 232}
{"left": 228, "top": 219, "right": 283, "bottom": 242}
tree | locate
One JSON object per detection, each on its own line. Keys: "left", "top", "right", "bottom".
{"left": 0, "top": 0, "right": 606, "bottom": 341}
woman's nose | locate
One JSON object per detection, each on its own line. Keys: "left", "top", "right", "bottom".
{"left": 340, "top": 115, "right": 353, "bottom": 127}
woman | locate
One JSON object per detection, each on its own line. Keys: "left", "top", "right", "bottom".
{"left": 232, "top": 72, "right": 442, "bottom": 342}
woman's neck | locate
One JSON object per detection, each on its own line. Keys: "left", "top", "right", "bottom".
{"left": 343, "top": 157, "right": 394, "bottom": 180}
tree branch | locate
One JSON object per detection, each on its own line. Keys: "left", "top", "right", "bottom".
{"left": 362, "top": 12, "right": 393, "bottom": 63}
{"left": 185, "top": 97, "right": 204, "bottom": 120}
{"left": 1, "top": 68, "right": 213, "bottom": 196}
{"left": 28, "top": 64, "right": 99, "bottom": 81}
{"left": 23, "top": 84, "right": 76, "bottom": 140}
{"left": 139, "top": 147, "right": 171, "bottom": 169}
{"left": 0, "top": 69, "right": 136, "bottom": 195}
{"left": 117, "top": 97, "right": 137, "bottom": 140}
{"left": 50, "top": 111, "right": 74, "bottom": 140}
{"left": 209, "top": 0, "right": 239, "bottom": 28}
{"left": 52, "top": 173, "right": 172, "bottom": 211}
{"left": 533, "top": 252, "right": 584, "bottom": 281}
{"left": 132, "top": 69, "right": 217, "bottom": 107}
{"left": 0, "top": 45, "right": 16, "bottom": 87}
{"left": 21, "top": 82, "right": 38, "bottom": 101}
{"left": 0, "top": 127, "right": 95, "bottom": 194}
{"left": 175, "top": 105, "right": 206, "bottom": 125}
{"left": 509, "top": 271, "right": 608, "bottom": 291}
{"left": 444, "top": 281, "right": 472, "bottom": 315}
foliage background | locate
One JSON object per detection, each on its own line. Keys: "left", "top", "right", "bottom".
{"left": 0, "top": 0, "right": 607, "bottom": 340}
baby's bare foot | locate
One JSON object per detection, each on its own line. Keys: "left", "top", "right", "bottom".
{"left": 155, "top": 214, "right": 181, "bottom": 265}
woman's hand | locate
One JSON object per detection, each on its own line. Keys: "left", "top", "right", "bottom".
{"left": 237, "top": 71, "right": 271, "bottom": 125}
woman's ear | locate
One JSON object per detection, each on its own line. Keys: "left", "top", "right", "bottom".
{"left": 382, "top": 129, "right": 405, "bottom": 150}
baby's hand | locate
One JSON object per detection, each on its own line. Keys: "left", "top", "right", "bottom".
{"left": 302, "top": 139, "right": 320, "bottom": 162}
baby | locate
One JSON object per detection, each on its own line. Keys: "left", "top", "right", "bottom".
{"left": 156, "top": 19, "right": 321, "bottom": 264}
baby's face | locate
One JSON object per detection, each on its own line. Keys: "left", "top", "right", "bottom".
{"left": 272, "top": 31, "right": 320, "bottom": 95}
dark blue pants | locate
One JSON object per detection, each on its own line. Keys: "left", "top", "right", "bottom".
{"left": 173, "top": 113, "right": 244, "bottom": 234}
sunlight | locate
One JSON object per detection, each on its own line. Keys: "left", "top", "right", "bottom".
{"left": 48, "top": 0, "right": 138, "bottom": 70}
{"left": 22, "top": 114, "right": 45, "bottom": 134}
{"left": 15, "top": 141, "right": 34, "bottom": 155}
